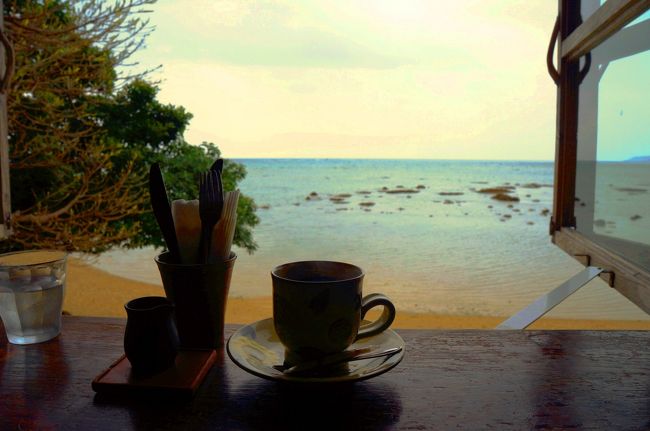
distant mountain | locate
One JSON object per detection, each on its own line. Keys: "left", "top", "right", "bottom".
{"left": 624, "top": 156, "right": 650, "bottom": 163}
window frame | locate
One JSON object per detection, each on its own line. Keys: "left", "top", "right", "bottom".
{"left": 551, "top": 0, "right": 650, "bottom": 313}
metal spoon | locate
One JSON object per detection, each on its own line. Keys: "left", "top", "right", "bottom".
{"left": 274, "top": 346, "right": 402, "bottom": 375}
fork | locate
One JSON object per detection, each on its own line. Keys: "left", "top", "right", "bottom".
{"left": 198, "top": 169, "right": 224, "bottom": 264}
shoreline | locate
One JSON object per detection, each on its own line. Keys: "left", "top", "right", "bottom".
{"left": 64, "top": 258, "right": 650, "bottom": 330}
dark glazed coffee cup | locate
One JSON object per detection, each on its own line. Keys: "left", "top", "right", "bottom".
{"left": 272, "top": 261, "right": 396, "bottom": 365}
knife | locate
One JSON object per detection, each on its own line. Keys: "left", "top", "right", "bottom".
{"left": 210, "top": 158, "right": 224, "bottom": 174}
{"left": 149, "top": 163, "right": 181, "bottom": 263}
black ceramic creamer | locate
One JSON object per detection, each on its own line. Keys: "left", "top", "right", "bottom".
{"left": 124, "top": 296, "right": 179, "bottom": 376}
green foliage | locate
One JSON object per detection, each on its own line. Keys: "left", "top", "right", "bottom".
{"left": 3, "top": 0, "right": 147, "bottom": 253}
{"left": 98, "top": 81, "right": 259, "bottom": 253}
{"left": 3, "top": 0, "right": 258, "bottom": 254}
{"left": 100, "top": 80, "right": 192, "bottom": 152}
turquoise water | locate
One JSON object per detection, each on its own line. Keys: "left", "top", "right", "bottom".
{"left": 92, "top": 159, "right": 649, "bottom": 320}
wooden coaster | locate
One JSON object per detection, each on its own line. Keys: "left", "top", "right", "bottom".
{"left": 92, "top": 349, "right": 217, "bottom": 398}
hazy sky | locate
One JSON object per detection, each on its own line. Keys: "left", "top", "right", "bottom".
{"left": 133, "top": 1, "right": 560, "bottom": 160}
{"left": 594, "top": 31, "right": 650, "bottom": 162}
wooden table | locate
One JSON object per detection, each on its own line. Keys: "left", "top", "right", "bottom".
{"left": 1, "top": 317, "right": 649, "bottom": 430}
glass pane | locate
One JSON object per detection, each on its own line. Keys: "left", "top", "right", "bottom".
{"left": 580, "top": 2, "right": 650, "bottom": 27}
{"left": 575, "top": 13, "right": 650, "bottom": 273}
{"left": 627, "top": 10, "right": 650, "bottom": 28}
{"left": 580, "top": 0, "right": 604, "bottom": 23}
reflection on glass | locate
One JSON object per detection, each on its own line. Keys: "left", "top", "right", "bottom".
{"left": 580, "top": 0, "right": 605, "bottom": 23}
{"left": 627, "top": 10, "right": 650, "bottom": 28}
{"left": 575, "top": 13, "right": 650, "bottom": 272}
{"left": 580, "top": 2, "right": 650, "bottom": 27}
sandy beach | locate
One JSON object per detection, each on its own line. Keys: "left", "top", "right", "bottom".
{"left": 64, "top": 258, "right": 650, "bottom": 330}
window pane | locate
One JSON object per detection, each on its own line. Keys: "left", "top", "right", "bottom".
{"left": 579, "top": 0, "right": 604, "bottom": 22}
{"left": 575, "top": 14, "right": 650, "bottom": 272}
{"left": 579, "top": 2, "right": 650, "bottom": 28}
{"left": 628, "top": 10, "right": 650, "bottom": 28}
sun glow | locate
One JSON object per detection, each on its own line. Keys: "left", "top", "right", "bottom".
{"left": 132, "top": 0, "right": 559, "bottom": 160}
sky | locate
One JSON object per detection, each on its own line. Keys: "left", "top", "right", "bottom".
{"left": 595, "top": 28, "right": 650, "bottom": 162}
{"left": 131, "top": 1, "right": 561, "bottom": 160}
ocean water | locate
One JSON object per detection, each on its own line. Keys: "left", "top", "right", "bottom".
{"left": 92, "top": 159, "right": 650, "bottom": 321}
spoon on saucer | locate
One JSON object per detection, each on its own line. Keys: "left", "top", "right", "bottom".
{"left": 274, "top": 346, "right": 403, "bottom": 375}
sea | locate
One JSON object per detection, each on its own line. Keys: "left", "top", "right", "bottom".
{"left": 90, "top": 159, "right": 650, "bottom": 321}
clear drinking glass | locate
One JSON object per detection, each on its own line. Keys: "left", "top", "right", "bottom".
{"left": 0, "top": 250, "right": 67, "bottom": 344}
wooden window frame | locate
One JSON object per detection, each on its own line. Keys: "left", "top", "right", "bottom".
{"left": 551, "top": 0, "right": 650, "bottom": 313}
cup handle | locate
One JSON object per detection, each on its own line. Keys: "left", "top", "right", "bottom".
{"left": 355, "top": 293, "right": 396, "bottom": 340}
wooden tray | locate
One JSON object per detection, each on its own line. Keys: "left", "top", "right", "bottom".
{"left": 92, "top": 349, "right": 217, "bottom": 398}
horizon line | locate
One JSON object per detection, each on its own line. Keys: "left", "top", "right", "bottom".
{"left": 228, "top": 156, "right": 556, "bottom": 162}
{"left": 226, "top": 155, "right": 650, "bottom": 163}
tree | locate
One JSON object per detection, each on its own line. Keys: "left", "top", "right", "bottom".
{"left": 1, "top": 0, "right": 258, "bottom": 253}
{"left": 2, "top": 0, "right": 153, "bottom": 253}
{"left": 98, "top": 80, "right": 259, "bottom": 252}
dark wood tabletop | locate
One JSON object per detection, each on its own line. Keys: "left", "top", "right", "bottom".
{"left": 1, "top": 316, "right": 649, "bottom": 430}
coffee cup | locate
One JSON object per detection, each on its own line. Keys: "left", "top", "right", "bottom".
{"left": 271, "top": 261, "right": 396, "bottom": 365}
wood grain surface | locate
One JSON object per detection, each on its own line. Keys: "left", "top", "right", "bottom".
{"left": 1, "top": 317, "right": 649, "bottom": 430}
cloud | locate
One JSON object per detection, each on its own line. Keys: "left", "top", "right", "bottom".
{"left": 139, "top": 0, "right": 555, "bottom": 72}
{"left": 141, "top": 0, "right": 406, "bottom": 69}
{"left": 132, "top": 1, "right": 559, "bottom": 160}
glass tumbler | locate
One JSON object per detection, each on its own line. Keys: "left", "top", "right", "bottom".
{"left": 0, "top": 250, "right": 68, "bottom": 344}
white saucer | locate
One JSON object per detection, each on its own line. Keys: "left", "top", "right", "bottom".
{"left": 226, "top": 318, "right": 405, "bottom": 383}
